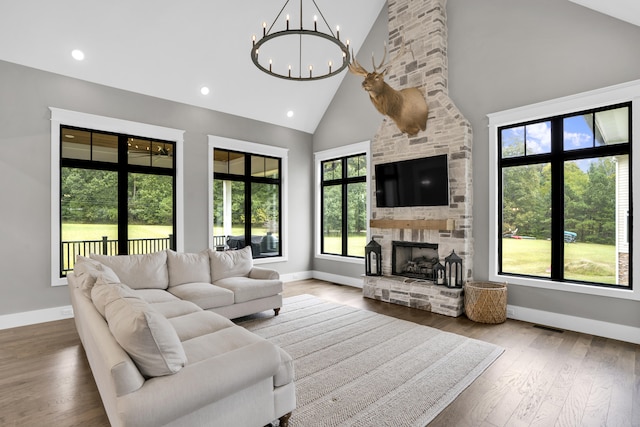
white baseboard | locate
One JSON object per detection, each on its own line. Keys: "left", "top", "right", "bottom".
{"left": 0, "top": 305, "right": 74, "bottom": 330}
{"left": 280, "top": 271, "right": 314, "bottom": 282}
{"left": 311, "top": 271, "right": 363, "bottom": 288}
{"left": 281, "top": 270, "right": 363, "bottom": 288}
{"left": 280, "top": 270, "right": 363, "bottom": 288}
{"left": 507, "top": 304, "right": 640, "bottom": 345}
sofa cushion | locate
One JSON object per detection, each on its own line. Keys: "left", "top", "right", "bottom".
{"left": 102, "top": 283, "right": 187, "bottom": 377}
{"left": 213, "top": 277, "right": 283, "bottom": 304}
{"left": 168, "top": 282, "right": 234, "bottom": 310}
{"left": 149, "top": 300, "right": 203, "bottom": 319}
{"left": 167, "top": 250, "right": 211, "bottom": 287}
{"left": 91, "top": 251, "right": 169, "bottom": 290}
{"left": 73, "top": 255, "right": 121, "bottom": 297}
{"left": 168, "top": 311, "right": 235, "bottom": 341}
{"left": 91, "top": 279, "right": 139, "bottom": 318}
{"left": 209, "top": 246, "right": 253, "bottom": 282}
{"left": 133, "top": 289, "right": 181, "bottom": 304}
{"left": 181, "top": 325, "right": 266, "bottom": 364}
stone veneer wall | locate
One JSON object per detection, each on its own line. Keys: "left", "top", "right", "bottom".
{"left": 370, "top": 0, "right": 474, "bottom": 281}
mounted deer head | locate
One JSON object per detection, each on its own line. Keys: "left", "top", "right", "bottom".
{"left": 348, "top": 43, "right": 428, "bottom": 136}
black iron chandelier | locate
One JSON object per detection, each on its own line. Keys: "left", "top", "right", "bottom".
{"left": 251, "top": 0, "right": 351, "bottom": 81}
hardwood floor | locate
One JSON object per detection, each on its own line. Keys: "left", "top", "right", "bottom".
{"left": 1, "top": 279, "right": 638, "bottom": 426}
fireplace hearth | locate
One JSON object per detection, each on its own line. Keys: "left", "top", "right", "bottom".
{"left": 392, "top": 241, "right": 439, "bottom": 281}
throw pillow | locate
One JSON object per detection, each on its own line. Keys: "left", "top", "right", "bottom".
{"left": 166, "top": 250, "right": 211, "bottom": 287}
{"left": 90, "top": 251, "right": 169, "bottom": 290}
{"left": 102, "top": 284, "right": 187, "bottom": 377}
{"left": 209, "top": 246, "right": 253, "bottom": 282}
{"left": 91, "top": 278, "right": 138, "bottom": 318}
{"left": 73, "top": 255, "right": 121, "bottom": 297}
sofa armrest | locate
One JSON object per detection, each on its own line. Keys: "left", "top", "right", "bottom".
{"left": 249, "top": 267, "right": 280, "bottom": 280}
{"left": 117, "top": 339, "right": 282, "bottom": 427}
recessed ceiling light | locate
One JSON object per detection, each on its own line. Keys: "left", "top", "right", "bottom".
{"left": 71, "top": 49, "right": 85, "bottom": 61}
{"left": 200, "top": 86, "right": 210, "bottom": 95}
{"left": 287, "top": 110, "right": 294, "bottom": 118}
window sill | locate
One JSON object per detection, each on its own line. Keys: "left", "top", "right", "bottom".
{"left": 254, "top": 256, "right": 287, "bottom": 265}
{"left": 52, "top": 277, "right": 68, "bottom": 287}
{"left": 489, "top": 273, "right": 639, "bottom": 301}
{"left": 316, "top": 253, "right": 365, "bottom": 265}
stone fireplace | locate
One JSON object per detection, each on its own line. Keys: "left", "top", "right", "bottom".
{"left": 362, "top": 0, "right": 472, "bottom": 317}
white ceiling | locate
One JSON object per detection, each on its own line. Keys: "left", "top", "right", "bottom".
{"left": 0, "top": 1, "right": 637, "bottom": 134}
{"left": 0, "top": 0, "right": 386, "bottom": 134}
{"left": 568, "top": 0, "right": 640, "bottom": 27}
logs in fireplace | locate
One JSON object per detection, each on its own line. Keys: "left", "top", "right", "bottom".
{"left": 391, "top": 241, "right": 440, "bottom": 281}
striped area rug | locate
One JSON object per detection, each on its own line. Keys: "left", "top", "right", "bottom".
{"left": 240, "top": 294, "right": 503, "bottom": 427}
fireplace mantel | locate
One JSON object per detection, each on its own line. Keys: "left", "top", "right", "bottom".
{"left": 369, "top": 219, "right": 456, "bottom": 231}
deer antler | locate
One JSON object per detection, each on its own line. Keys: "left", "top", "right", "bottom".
{"left": 372, "top": 44, "right": 388, "bottom": 72}
{"left": 373, "top": 42, "right": 407, "bottom": 75}
{"left": 347, "top": 49, "right": 369, "bottom": 76}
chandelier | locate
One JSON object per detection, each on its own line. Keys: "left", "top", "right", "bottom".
{"left": 250, "top": 0, "right": 351, "bottom": 81}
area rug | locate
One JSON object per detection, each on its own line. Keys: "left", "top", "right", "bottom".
{"left": 239, "top": 294, "right": 504, "bottom": 427}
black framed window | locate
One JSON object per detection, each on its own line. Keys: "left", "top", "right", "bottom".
{"left": 321, "top": 153, "right": 367, "bottom": 257}
{"left": 212, "top": 149, "right": 282, "bottom": 258}
{"left": 59, "top": 126, "right": 176, "bottom": 276}
{"left": 498, "top": 103, "right": 631, "bottom": 288}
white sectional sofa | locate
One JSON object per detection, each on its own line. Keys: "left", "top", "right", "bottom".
{"left": 68, "top": 247, "right": 295, "bottom": 427}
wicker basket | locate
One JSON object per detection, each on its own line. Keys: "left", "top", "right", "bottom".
{"left": 464, "top": 281, "right": 507, "bottom": 324}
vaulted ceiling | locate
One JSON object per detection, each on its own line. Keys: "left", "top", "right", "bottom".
{"left": 0, "top": 1, "right": 636, "bottom": 134}
{"left": 568, "top": 0, "right": 640, "bottom": 27}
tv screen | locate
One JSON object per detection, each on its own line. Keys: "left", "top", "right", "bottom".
{"left": 375, "top": 154, "right": 449, "bottom": 207}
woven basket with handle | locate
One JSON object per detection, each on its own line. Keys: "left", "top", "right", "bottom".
{"left": 464, "top": 281, "right": 507, "bottom": 324}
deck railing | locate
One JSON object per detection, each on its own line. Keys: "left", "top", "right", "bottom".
{"left": 61, "top": 235, "right": 174, "bottom": 276}
{"left": 212, "top": 235, "right": 228, "bottom": 250}
{"left": 61, "top": 235, "right": 230, "bottom": 276}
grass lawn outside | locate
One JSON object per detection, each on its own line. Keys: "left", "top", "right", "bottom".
{"left": 62, "top": 223, "right": 173, "bottom": 241}
{"left": 322, "top": 234, "right": 367, "bottom": 257}
{"left": 61, "top": 224, "right": 174, "bottom": 272}
{"left": 501, "top": 238, "right": 618, "bottom": 285}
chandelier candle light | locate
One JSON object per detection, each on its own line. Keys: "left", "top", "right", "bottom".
{"left": 251, "top": 0, "right": 351, "bottom": 81}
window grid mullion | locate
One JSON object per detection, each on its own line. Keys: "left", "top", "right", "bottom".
{"left": 118, "top": 135, "right": 129, "bottom": 255}
{"left": 341, "top": 158, "right": 348, "bottom": 256}
{"left": 550, "top": 117, "right": 565, "bottom": 281}
{"left": 244, "top": 155, "right": 251, "bottom": 247}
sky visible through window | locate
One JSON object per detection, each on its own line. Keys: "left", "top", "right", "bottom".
{"left": 502, "top": 116, "right": 603, "bottom": 171}
{"left": 564, "top": 115, "right": 594, "bottom": 150}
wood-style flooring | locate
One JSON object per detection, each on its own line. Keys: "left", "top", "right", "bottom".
{"left": 0, "top": 279, "right": 638, "bottom": 426}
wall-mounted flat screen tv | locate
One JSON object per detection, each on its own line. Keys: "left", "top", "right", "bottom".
{"left": 375, "top": 154, "right": 449, "bottom": 207}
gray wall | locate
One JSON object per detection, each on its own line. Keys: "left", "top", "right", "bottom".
{"left": 447, "top": 0, "right": 640, "bottom": 329}
{"left": 0, "top": 60, "right": 313, "bottom": 316}
{"left": 312, "top": 7, "right": 389, "bottom": 280}
{"left": 315, "top": 0, "right": 640, "bottom": 329}
{"left": 313, "top": 7, "right": 389, "bottom": 151}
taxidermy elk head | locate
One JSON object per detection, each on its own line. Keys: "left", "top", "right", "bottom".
{"left": 348, "top": 44, "right": 428, "bottom": 136}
